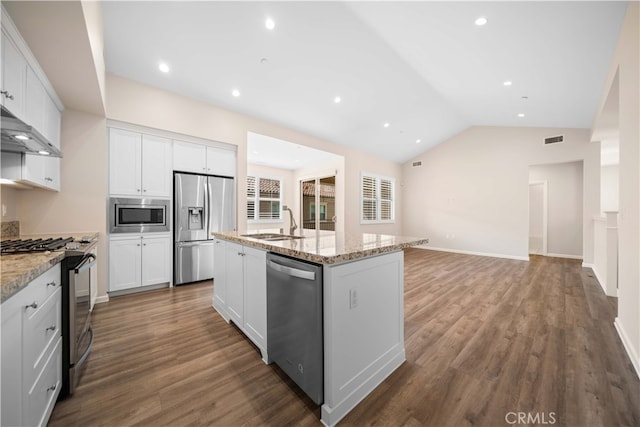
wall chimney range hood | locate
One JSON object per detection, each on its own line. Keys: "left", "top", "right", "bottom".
{"left": 1, "top": 106, "right": 62, "bottom": 157}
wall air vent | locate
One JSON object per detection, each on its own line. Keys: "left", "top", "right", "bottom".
{"left": 412, "top": 161, "right": 422, "bottom": 167}
{"left": 544, "top": 135, "right": 564, "bottom": 145}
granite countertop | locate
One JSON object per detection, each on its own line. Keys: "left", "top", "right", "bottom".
{"left": 212, "top": 230, "right": 428, "bottom": 264}
{"left": 1, "top": 232, "right": 99, "bottom": 303}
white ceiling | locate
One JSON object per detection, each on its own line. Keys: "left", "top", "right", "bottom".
{"left": 247, "top": 132, "right": 342, "bottom": 170}
{"left": 103, "top": 2, "right": 624, "bottom": 163}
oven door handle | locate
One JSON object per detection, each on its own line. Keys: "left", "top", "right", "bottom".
{"left": 75, "top": 326, "right": 94, "bottom": 368}
{"left": 74, "top": 253, "right": 96, "bottom": 274}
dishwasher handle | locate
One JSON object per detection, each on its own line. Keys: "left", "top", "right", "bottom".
{"left": 268, "top": 259, "right": 316, "bottom": 281}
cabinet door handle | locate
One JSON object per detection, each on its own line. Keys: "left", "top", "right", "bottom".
{"left": 137, "top": 243, "right": 141, "bottom": 247}
{"left": 47, "top": 384, "right": 57, "bottom": 393}
{"left": 143, "top": 189, "right": 147, "bottom": 192}
{"left": 45, "top": 325, "right": 56, "bottom": 332}
{"left": 25, "top": 302, "right": 38, "bottom": 310}
{"left": 137, "top": 189, "right": 141, "bottom": 192}
{"left": 46, "top": 281, "right": 57, "bottom": 287}
{"left": 0, "top": 90, "right": 14, "bottom": 100}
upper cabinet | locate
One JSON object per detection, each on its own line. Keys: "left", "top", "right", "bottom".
{"left": 173, "top": 140, "right": 236, "bottom": 177}
{"left": 108, "top": 128, "right": 172, "bottom": 198}
{"left": 1, "top": 10, "right": 63, "bottom": 192}
{"left": 1, "top": 34, "right": 26, "bottom": 120}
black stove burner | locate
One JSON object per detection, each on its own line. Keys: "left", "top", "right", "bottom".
{"left": 0, "top": 237, "right": 75, "bottom": 254}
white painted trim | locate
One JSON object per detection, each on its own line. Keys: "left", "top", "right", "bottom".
{"left": 547, "top": 253, "right": 583, "bottom": 260}
{"left": 585, "top": 264, "right": 609, "bottom": 295}
{"left": 529, "top": 181, "right": 548, "bottom": 256}
{"left": 95, "top": 295, "right": 110, "bottom": 304}
{"left": 417, "top": 245, "right": 530, "bottom": 261}
{"left": 321, "top": 351, "right": 405, "bottom": 427}
{"left": 614, "top": 318, "right": 640, "bottom": 380}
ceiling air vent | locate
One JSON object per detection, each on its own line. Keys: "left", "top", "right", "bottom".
{"left": 412, "top": 161, "right": 422, "bottom": 167}
{"left": 544, "top": 135, "right": 564, "bottom": 145}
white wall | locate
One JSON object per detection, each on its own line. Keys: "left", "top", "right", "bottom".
{"left": 528, "top": 183, "right": 544, "bottom": 254}
{"left": 402, "top": 126, "right": 599, "bottom": 261}
{"left": 601, "top": 164, "right": 620, "bottom": 212}
{"left": 592, "top": 3, "right": 640, "bottom": 376}
{"left": 530, "top": 161, "right": 584, "bottom": 258}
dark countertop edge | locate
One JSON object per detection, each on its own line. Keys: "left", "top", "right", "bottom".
{"left": 212, "top": 232, "right": 429, "bottom": 265}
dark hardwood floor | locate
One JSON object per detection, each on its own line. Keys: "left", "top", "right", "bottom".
{"left": 49, "top": 249, "right": 640, "bottom": 427}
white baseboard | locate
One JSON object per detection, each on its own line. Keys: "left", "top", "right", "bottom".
{"left": 417, "top": 245, "right": 529, "bottom": 261}
{"left": 614, "top": 318, "right": 640, "bottom": 380}
{"left": 95, "top": 295, "right": 110, "bottom": 304}
{"left": 583, "top": 264, "right": 608, "bottom": 295}
{"left": 546, "top": 253, "right": 583, "bottom": 260}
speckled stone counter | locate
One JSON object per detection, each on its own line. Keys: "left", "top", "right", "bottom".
{"left": 1, "top": 232, "right": 99, "bottom": 303}
{"left": 211, "top": 230, "right": 428, "bottom": 264}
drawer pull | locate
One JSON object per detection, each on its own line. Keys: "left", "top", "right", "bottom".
{"left": 45, "top": 325, "right": 56, "bottom": 332}
{"left": 25, "top": 302, "right": 38, "bottom": 310}
{"left": 46, "top": 281, "right": 57, "bottom": 287}
{"left": 47, "top": 384, "right": 57, "bottom": 393}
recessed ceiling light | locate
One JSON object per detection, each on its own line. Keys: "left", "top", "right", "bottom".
{"left": 475, "top": 17, "right": 488, "bottom": 26}
{"left": 416, "top": 139, "right": 422, "bottom": 144}
{"left": 383, "top": 122, "right": 390, "bottom": 128}
{"left": 158, "top": 62, "right": 170, "bottom": 73}
{"left": 503, "top": 81, "right": 512, "bottom": 86}
{"left": 38, "top": 150, "right": 50, "bottom": 156}
{"left": 14, "top": 134, "right": 29, "bottom": 140}
{"left": 334, "top": 96, "right": 341, "bottom": 104}
{"left": 232, "top": 89, "right": 240, "bottom": 97}
{"left": 265, "top": 18, "right": 275, "bottom": 30}
{"left": 517, "top": 113, "right": 525, "bottom": 117}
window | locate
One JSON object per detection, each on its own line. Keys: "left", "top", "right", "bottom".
{"left": 361, "top": 173, "right": 394, "bottom": 223}
{"left": 247, "top": 176, "right": 282, "bottom": 221}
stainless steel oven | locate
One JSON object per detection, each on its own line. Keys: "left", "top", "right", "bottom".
{"left": 62, "top": 251, "right": 96, "bottom": 396}
{"left": 109, "top": 197, "right": 170, "bottom": 233}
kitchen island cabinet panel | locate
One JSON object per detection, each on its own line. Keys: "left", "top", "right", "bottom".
{"left": 225, "top": 241, "right": 245, "bottom": 326}
{"left": 213, "top": 241, "right": 268, "bottom": 362}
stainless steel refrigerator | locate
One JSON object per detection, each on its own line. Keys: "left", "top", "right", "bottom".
{"left": 174, "top": 172, "right": 235, "bottom": 285}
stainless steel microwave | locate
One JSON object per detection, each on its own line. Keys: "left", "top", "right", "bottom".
{"left": 109, "top": 198, "right": 170, "bottom": 233}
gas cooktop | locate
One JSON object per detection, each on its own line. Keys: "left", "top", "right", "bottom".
{"left": 0, "top": 237, "right": 94, "bottom": 255}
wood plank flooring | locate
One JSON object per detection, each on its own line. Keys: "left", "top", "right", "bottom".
{"left": 49, "top": 249, "right": 640, "bottom": 426}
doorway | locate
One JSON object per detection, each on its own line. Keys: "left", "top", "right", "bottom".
{"left": 301, "top": 175, "right": 336, "bottom": 231}
{"left": 529, "top": 181, "right": 548, "bottom": 255}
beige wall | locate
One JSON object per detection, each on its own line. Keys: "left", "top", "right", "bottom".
{"left": 105, "top": 74, "right": 403, "bottom": 237}
{"left": 0, "top": 186, "right": 19, "bottom": 222}
{"left": 15, "top": 109, "right": 108, "bottom": 297}
{"left": 402, "top": 126, "right": 600, "bottom": 261}
{"left": 592, "top": 3, "right": 640, "bottom": 374}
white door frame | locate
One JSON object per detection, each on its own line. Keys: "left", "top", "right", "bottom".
{"left": 529, "top": 181, "right": 548, "bottom": 256}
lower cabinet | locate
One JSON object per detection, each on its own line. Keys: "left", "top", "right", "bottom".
{"left": 212, "top": 240, "right": 268, "bottom": 363}
{"left": 109, "top": 233, "right": 171, "bottom": 292}
{"left": 1, "top": 264, "right": 62, "bottom": 427}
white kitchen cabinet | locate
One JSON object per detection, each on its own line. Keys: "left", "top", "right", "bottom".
{"left": 109, "top": 233, "right": 171, "bottom": 293}
{"left": 0, "top": 31, "right": 26, "bottom": 119}
{"left": 1, "top": 264, "right": 62, "bottom": 427}
{"left": 213, "top": 241, "right": 268, "bottom": 362}
{"left": 173, "top": 140, "right": 236, "bottom": 177}
{"left": 212, "top": 238, "right": 227, "bottom": 314}
{"left": 25, "top": 66, "right": 46, "bottom": 133}
{"left": 43, "top": 92, "right": 61, "bottom": 148}
{"left": 23, "top": 153, "right": 60, "bottom": 191}
{"left": 109, "top": 128, "right": 172, "bottom": 198}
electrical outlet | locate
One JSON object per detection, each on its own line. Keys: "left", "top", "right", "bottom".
{"left": 349, "top": 288, "right": 358, "bottom": 309}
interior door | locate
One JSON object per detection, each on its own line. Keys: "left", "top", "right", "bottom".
{"left": 301, "top": 175, "right": 336, "bottom": 231}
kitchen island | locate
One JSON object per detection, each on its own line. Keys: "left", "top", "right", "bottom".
{"left": 211, "top": 230, "right": 428, "bottom": 427}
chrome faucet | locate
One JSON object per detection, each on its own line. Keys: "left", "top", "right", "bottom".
{"left": 282, "top": 205, "right": 298, "bottom": 235}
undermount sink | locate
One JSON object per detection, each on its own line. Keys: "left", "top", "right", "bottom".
{"left": 241, "top": 233, "right": 305, "bottom": 241}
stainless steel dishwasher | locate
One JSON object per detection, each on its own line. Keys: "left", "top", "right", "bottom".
{"left": 267, "top": 252, "right": 323, "bottom": 405}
